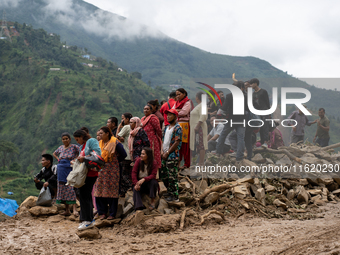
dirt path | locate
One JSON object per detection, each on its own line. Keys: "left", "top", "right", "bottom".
{"left": 1, "top": 203, "right": 340, "bottom": 255}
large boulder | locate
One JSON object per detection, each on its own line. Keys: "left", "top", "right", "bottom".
{"left": 29, "top": 206, "right": 58, "bottom": 216}
{"left": 76, "top": 227, "right": 102, "bottom": 239}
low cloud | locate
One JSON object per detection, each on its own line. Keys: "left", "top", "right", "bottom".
{"left": 0, "top": 0, "right": 22, "bottom": 8}
{"left": 39, "top": 0, "right": 164, "bottom": 40}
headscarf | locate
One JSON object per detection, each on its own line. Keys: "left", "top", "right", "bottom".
{"left": 99, "top": 136, "right": 117, "bottom": 162}
{"left": 128, "top": 117, "right": 142, "bottom": 160}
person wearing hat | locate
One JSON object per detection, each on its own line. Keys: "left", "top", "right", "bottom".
{"left": 34, "top": 154, "right": 58, "bottom": 197}
{"left": 287, "top": 105, "right": 317, "bottom": 144}
{"left": 160, "top": 109, "right": 183, "bottom": 202}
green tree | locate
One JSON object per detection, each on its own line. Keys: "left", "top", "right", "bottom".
{"left": 0, "top": 140, "right": 19, "bottom": 169}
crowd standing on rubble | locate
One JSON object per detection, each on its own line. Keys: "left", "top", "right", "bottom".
{"left": 33, "top": 79, "right": 331, "bottom": 231}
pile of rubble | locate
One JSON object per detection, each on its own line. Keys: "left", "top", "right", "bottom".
{"left": 13, "top": 142, "right": 340, "bottom": 237}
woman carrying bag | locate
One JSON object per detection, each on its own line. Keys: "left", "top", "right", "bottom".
{"left": 73, "top": 130, "right": 101, "bottom": 231}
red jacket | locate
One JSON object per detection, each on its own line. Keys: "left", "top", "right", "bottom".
{"left": 131, "top": 158, "right": 158, "bottom": 186}
{"left": 160, "top": 98, "right": 176, "bottom": 126}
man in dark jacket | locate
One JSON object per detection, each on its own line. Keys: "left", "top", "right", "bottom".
{"left": 34, "top": 154, "right": 57, "bottom": 197}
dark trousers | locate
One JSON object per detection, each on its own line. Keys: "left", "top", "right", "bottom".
{"left": 259, "top": 116, "right": 270, "bottom": 144}
{"left": 79, "top": 176, "right": 97, "bottom": 222}
{"left": 96, "top": 197, "right": 118, "bottom": 217}
{"left": 245, "top": 128, "right": 253, "bottom": 160}
{"left": 133, "top": 179, "right": 158, "bottom": 209}
{"left": 120, "top": 160, "right": 132, "bottom": 196}
{"left": 160, "top": 159, "right": 179, "bottom": 197}
{"left": 35, "top": 181, "right": 56, "bottom": 197}
{"left": 316, "top": 137, "right": 330, "bottom": 147}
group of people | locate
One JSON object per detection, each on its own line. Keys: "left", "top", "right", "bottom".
{"left": 33, "top": 81, "right": 331, "bottom": 230}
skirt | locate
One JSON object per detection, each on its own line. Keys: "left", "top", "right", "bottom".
{"left": 94, "top": 160, "right": 120, "bottom": 198}
{"left": 56, "top": 181, "right": 77, "bottom": 204}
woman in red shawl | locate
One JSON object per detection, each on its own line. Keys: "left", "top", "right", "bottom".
{"left": 172, "top": 88, "right": 193, "bottom": 169}
{"left": 141, "top": 105, "right": 162, "bottom": 169}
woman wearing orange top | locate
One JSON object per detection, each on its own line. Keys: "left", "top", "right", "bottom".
{"left": 173, "top": 88, "right": 193, "bottom": 169}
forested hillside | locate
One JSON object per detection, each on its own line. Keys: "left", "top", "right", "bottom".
{"left": 0, "top": 23, "right": 167, "bottom": 203}
{"left": 2, "top": 0, "right": 340, "bottom": 118}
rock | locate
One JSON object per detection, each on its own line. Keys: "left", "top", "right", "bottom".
{"left": 232, "top": 184, "right": 250, "bottom": 199}
{"left": 317, "top": 177, "right": 334, "bottom": 186}
{"left": 167, "top": 201, "right": 185, "bottom": 208}
{"left": 265, "top": 185, "right": 276, "bottom": 192}
{"left": 307, "top": 189, "right": 322, "bottom": 196}
{"left": 299, "top": 179, "right": 309, "bottom": 186}
{"left": 255, "top": 188, "right": 266, "bottom": 205}
{"left": 288, "top": 208, "right": 306, "bottom": 213}
{"left": 157, "top": 199, "right": 169, "bottom": 214}
{"left": 296, "top": 186, "right": 309, "bottom": 204}
{"left": 141, "top": 214, "right": 181, "bottom": 233}
{"left": 281, "top": 180, "right": 291, "bottom": 189}
{"left": 241, "top": 159, "right": 258, "bottom": 169}
{"left": 193, "top": 180, "right": 208, "bottom": 193}
{"left": 158, "top": 181, "right": 168, "bottom": 197}
{"left": 116, "top": 198, "right": 125, "bottom": 219}
{"left": 134, "top": 211, "right": 145, "bottom": 225}
{"left": 123, "top": 204, "right": 134, "bottom": 216}
{"left": 275, "top": 155, "right": 292, "bottom": 165}
{"left": 314, "top": 200, "right": 326, "bottom": 206}
{"left": 326, "top": 182, "right": 339, "bottom": 192}
{"left": 266, "top": 158, "right": 274, "bottom": 164}
{"left": 68, "top": 214, "right": 78, "bottom": 221}
{"left": 164, "top": 208, "right": 173, "bottom": 214}
{"left": 76, "top": 227, "right": 102, "bottom": 239}
{"left": 254, "top": 178, "right": 261, "bottom": 188}
{"left": 238, "top": 200, "right": 250, "bottom": 210}
{"left": 322, "top": 188, "right": 329, "bottom": 202}
{"left": 19, "top": 196, "right": 38, "bottom": 209}
{"left": 252, "top": 154, "right": 266, "bottom": 163}
{"left": 95, "top": 218, "right": 121, "bottom": 228}
{"left": 179, "top": 193, "right": 194, "bottom": 205}
{"left": 179, "top": 182, "right": 191, "bottom": 190}
{"left": 204, "top": 192, "right": 219, "bottom": 204}
{"left": 311, "top": 194, "right": 322, "bottom": 203}
{"left": 273, "top": 199, "right": 287, "bottom": 210}
{"left": 141, "top": 194, "right": 160, "bottom": 209}
{"left": 287, "top": 189, "right": 296, "bottom": 200}
{"left": 237, "top": 176, "right": 254, "bottom": 184}
{"left": 332, "top": 189, "right": 340, "bottom": 195}
{"left": 47, "top": 215, "right": 64, "bottom": 223}
{"left": 29, "top": 206, "right": 58, "bottom": 216}
{"left": 333, "top": 178, "right": 340, "bottom": 186}
{"left": 301, "top": 154, "right": 321, "bottom": 165}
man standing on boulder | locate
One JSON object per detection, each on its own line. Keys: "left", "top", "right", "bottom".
{"left": 160, "top": 109, "right": 182, "bottom": 202}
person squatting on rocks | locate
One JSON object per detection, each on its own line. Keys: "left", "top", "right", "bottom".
{"left": 53, "top": 132, "right": 79, "bottom": 216}
{"left": 160, "top": 109, "right": 182, "bottom": 202}
{"left": 132, "top": 148, "right": 159, "bottom": 210}
{"left": 34, "top": 154, "right": 57, "bottom": 198}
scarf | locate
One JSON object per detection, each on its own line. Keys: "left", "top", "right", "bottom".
{"left": 174, "top": 96, "right": 190, "bottom": 109}
{"left": 141, "top": 113, "right": 156, "bottom": 127}
{"left": 128, "top": 117, "right": 142, "bottom": 160}
{"left": 99, "top": 136, "right": 117, "bottom": 162}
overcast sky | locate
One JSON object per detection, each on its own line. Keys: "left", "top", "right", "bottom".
{"left": 83, "top": 0, "right": 339, "bottom": 89}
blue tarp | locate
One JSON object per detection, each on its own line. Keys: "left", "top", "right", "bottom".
{"left": 0, "top": 198, "right": 19, "bottom": 217}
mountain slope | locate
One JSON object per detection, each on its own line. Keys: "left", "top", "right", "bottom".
{"left": 0, "top": 23, "right": 167, "bottom": 177}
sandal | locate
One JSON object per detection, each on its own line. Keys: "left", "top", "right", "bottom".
{"left": 99, "top": 214, "right": 106, "bottom": 220}
{"left": 107, "top": 216, "right": 115, "bottom": 220}
{"left": 73, "top": 211, "right": 79, "bottom": 217}
{"left": 149, "top": 204, "right": 155, "bottom": 211}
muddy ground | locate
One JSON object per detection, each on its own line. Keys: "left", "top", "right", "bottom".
{"left": 1, "top": 203, "right": 340, "bottom": 255}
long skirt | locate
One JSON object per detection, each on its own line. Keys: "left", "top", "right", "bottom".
{"left": 94, "top": 160, "right": 120, "bottom": 198}
{"left": 179, "top": 122, "right": 191, "bottom": 168}
{"left": 56, "top": 181, "right": 77, "bottom": 204}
